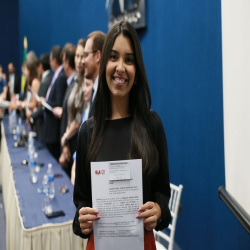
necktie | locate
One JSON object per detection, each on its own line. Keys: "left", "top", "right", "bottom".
{"left": 90, "top": 88, "right": 95, "bottom": 109}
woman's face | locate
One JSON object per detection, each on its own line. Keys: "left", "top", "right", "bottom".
{"left": 75, "top": 45, "right": 85, "bottom": 75}
{"left": 26, "top": 67, "right": 30, "bottom": 78}
{"left": 106, "top": 34, "right": 136, "bottom": 101}
{"left": 83, "top": 78, "right": 93, "bottom": 102}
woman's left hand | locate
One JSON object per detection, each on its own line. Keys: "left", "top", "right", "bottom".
{"left": 136, "top": 202, "right": 161, "bottom": 231}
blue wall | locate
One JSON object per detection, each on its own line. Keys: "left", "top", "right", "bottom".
{"left": 0, "top": 0, "right": 19, "bottom": 73}
{"left": 18, "top": 0, "right": 250, "bottom": 249}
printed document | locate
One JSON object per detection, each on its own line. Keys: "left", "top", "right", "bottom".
{"left": 91, "top": 159, "right": 144, "bottom": 250}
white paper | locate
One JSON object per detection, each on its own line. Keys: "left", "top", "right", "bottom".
{"left": 91, "top": 159, "right": 144, "bottom": 250}
{"left": 28, "top": 86, "right": 53, "bottom": 112}
{"left": 41, "top": 101, "right": 53, "bottom": 112}
{"left": 109, "top": 161, "right": 130, "bottom": 181}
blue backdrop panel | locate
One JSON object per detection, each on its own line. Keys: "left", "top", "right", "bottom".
{"left": 17, "top": 0, "right": 250, "bottom": 249}
{"left": 0, "top": 0, "right": 19, "bottom": 73}
{"left": 18, "top": 0, "right": 108, "bottom": 66}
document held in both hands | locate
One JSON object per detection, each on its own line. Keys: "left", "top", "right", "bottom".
{"left": 91, "top": 159, "right": 144, "bottom": 250}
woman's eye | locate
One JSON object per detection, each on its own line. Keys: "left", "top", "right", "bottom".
{"left": 126, "top": 57, "right": 134, "bottom": 64}
{"left": 110, "top": 54, "right": 117, "bottom": 60}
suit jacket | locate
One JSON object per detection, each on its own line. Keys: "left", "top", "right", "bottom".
{"left": 43, "top": 68, "right": 67, "bottom": 144}
{"left": 31, "top": 73, "right": 52, "bottom": 142}
{"left": 6, "top": 73, "right": 20, "bottom": 100}
{"left": 60, "top": 77, "right": 76, "bottom": 138}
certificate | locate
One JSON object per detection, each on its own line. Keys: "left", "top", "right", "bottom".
{"left": 91, "top": 159, "right": 144, "bottom": 250}
{"left": 28, "top": 85, "right": 53, "bottom": 111}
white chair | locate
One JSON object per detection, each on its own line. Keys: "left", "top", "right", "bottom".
{"left": 154, "top": 183, "right": 183, "bottom": 250}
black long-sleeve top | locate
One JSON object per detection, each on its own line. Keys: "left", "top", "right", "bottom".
{"left": 73, "top": 110, "right": 171, "bottom": 238}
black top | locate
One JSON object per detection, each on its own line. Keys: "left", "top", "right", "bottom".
{"left": 73, "top": 110, "right": 171, "bottom": 238}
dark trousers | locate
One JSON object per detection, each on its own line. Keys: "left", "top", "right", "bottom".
{"left": 46, "top": 142, "right": 61, "bottom": 162}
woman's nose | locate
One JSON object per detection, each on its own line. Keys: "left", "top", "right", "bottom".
{"left": 116, "top": 59, "right": 125, "bottom": 73}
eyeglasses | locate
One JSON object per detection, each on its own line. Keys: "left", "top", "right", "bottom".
{"left": 83, "top": 50, "right": 97, "bottom": 58}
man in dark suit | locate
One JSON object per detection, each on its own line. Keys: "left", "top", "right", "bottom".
{"left": 82, "top": 31, "right": 106, "bottom": 118}
{"left": 6, "top": 62, "right": 20, "bottom": 100}
{"left": 52, "top": 44, "right": 76, "bottom": 139}
{"left": 30, "top": 54, "right": 52, "bottom": 142}
{"left": 40, "top": 46, "right": 67, "bottom": 160}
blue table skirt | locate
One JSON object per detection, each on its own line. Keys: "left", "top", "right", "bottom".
{"left": 2, "top": 116, "right": 77, "bottom": 228}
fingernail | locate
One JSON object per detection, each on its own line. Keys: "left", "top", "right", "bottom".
{"left": 97, "top": 216, "right": 101, "bottom": 219}
{"left": 136, "top": 214, "right": 139, "bottom": 218}
{"left": 94, "top": 209, "right": 98, "bottom": 213}
{"left": 138, "top": 208, "right": 142, "bottom": 212}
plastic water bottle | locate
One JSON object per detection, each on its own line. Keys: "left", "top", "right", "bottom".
{"left": 29, "top": 147, "right": 38, "bottom": 183}
{"left": 28, "top": 132, "right": 35, "bottom": 151}
{"left": 34, "top": 153, "right": 40, "bottom": 173}
{"left": 42, "top": 175, "right": 52, "bottom": 214}
{"left": 12, "top": 110, "right": 17, "bottom": 132}
{"left": 27, "top": 132, "right": 34, "bottom": 162}
{"left": 47, "top": 163, "right": 55, "bottom": 199}
{"left": 16, "top": 118, "right": 22, "bottom": 144}
{"left": 8, "top": 110, "right": 17, "bottom": 133}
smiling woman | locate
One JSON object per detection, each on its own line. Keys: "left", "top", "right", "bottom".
{"left": 106, "top": 35, "right": 136, "bottom": 106}
{"left": 73, "top": 21, "right": 171, "bottom": 250}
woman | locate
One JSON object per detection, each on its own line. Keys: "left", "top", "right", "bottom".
{"left": 9, "top": 60, "right": 40, "bottom": 125}
{"left": 70, "top": 77, "right": 93, "bottom": 185}
{"left": 23, "top": 60, "right": 40, "bottom": 120}
{"left": 73, "top": 21, "right": 171, "bottom": 250}
{"left": 59, "top": 40, "right": 87, "bottom": 175}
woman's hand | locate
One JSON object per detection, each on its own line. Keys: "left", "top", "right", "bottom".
{"left": 78, "top": 207, "right": 101, "bottom": 235}
{"left": 136, "top": 202, "right": 161, "bottom": 231}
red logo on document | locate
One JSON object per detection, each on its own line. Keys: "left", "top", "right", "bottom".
{"left": 95, "top": 170, "right": 105, "bottom": 175}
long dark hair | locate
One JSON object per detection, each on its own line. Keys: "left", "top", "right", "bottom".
{"left": 87, "top": 21, "right": 159, "bottom": 174}
{"left": 27, "top": 59, "right": 39, "bottom": 86}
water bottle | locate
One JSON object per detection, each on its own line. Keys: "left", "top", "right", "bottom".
{"left": 29, "top": 147, "right": 38, "bottom": 183}
{"left": 34, "top": 153, "right": 40, "bottom": 173}
{"left": 12, "top": 110, "right": 17, "bottom": 133}
{"left": 47, "top": 163, "right": 55, "bottom": 199}
{"left": 16, "top": 118, "right": 22, "bottom": 144}
{"left": 8, "top": 110, "right": 13, "bottom": 133}
{"left": 28, "top": 132, "right": 34, "bottom": 151}
{"left": 27, "top": 132, "right": 34, "bottom": 162}
{"left": 8, "top": 110, "right": 17, "bottom": 134}
{"left": 42, "top": 175, "right": 52, "bottom": 214}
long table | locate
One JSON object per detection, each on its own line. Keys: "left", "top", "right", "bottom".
{"left": 0, "top": 116, "right": 87, "bottom": 250}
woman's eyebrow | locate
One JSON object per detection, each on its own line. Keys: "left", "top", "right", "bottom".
{"left": 111, "top": 49, "right": 134, "bottom": 56}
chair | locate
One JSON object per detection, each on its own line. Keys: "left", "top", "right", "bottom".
{"left": 154, "top": 183, "right": 183, "bottom": 250}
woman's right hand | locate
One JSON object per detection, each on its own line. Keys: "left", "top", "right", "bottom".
{"left": 78, "top": 207, "right": 101, "bottom": 235}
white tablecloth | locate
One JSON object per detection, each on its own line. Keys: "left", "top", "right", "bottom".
{"left": 0, "top": 121, "right": 87, "bottom": 250}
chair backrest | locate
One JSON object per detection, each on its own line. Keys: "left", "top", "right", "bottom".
{"left": 154, "top": 183, "right": 183, "bottom": 250}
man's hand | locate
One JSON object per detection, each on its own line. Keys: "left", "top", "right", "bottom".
{"left": 53, "top": 107, "right": 63, "bottom": 118}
